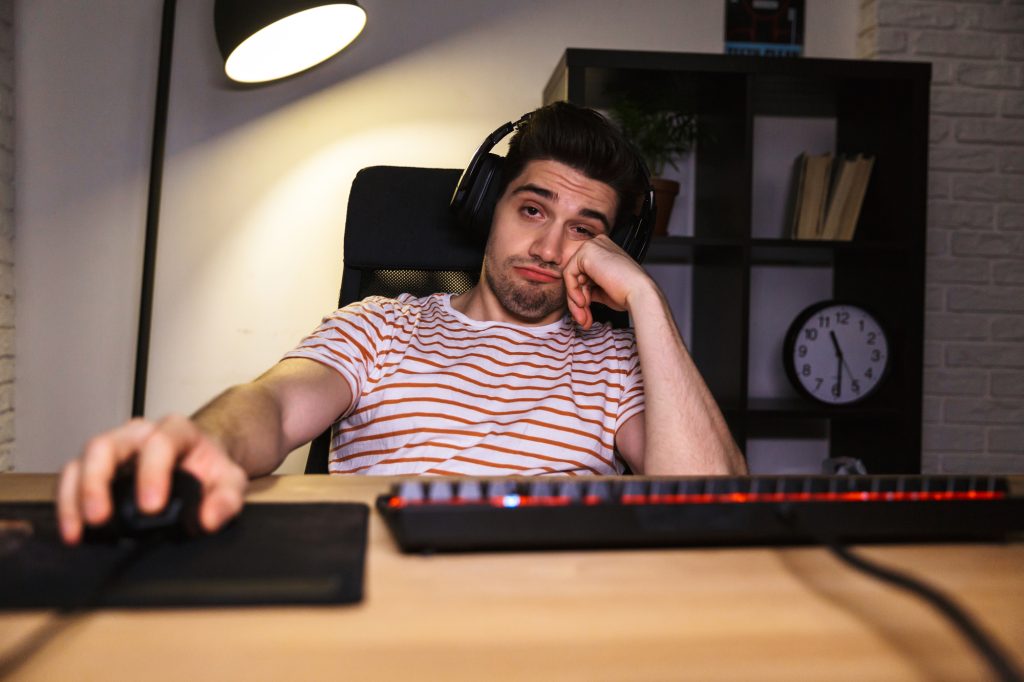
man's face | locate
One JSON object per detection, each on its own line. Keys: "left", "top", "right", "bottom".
{"left": 481, "top": 159, "right": 618, "bottom": 325}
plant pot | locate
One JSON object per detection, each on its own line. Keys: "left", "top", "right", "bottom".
{"left": 651, "top": 177, "right": 679, "bottom": 237}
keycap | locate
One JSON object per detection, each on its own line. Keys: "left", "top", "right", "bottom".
{"left": 486, "top": 480, "right": 516, "bottom": 499}
{"left": 584, "top": 480, "right": 611, "bottom": 504}
{"left": 677, "top": 478, "right": 706, "bottom": 498}
{"left": 621, "top": 480, "right": 647, "bottom": 503}
{"left": 456, "top": 480, "right": 484, "bottom": 502}
{"left": 397, "top": 480, "right": 424, "bottom": 502}
{"left": 528, "top": 481, "right": 554, "bottom": 499}
{"left": 648, "top": 480, "right": 676, "bottom": 501}
{"left": 428, "top": 481, "right": 453, "bottom": 502}
{"left": 556, "top": 480, "right": 582, "bottom": 503}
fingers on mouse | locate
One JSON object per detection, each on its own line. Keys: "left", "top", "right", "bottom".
{"left": 82, "top": 466, "right": 203, "bottom": 544}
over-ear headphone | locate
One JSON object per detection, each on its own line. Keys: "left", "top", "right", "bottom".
{"left": 450, "top": 112, "right": 656, "bottom": 263}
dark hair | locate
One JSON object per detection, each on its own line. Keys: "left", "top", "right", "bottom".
{"left": 501, "top": 102, "right": 649, "bottom": 233}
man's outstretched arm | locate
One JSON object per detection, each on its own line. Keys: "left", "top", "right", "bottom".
{"left": 193, "top": 358, "right": 352, "bottom": 476}
{"left": 56, "top": 358, "right": 351, "bottom": 544}
{"left": 563, "top": 236, "right": 747, "bottom": 476}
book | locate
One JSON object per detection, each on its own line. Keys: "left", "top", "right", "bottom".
{"left": 820, "top": 156, "right": 858, "bottom": 240}
{"left": 837, "top": 155, "right": 875, "bottom": 241}
{"left": 821, "top": 154, "right": 875, "bottom": 241}
{"left": 790, "top": 152, "right": 833, "bottom": 239}
{"left": 791, "top": 153, "right": 874, "bottom": 241}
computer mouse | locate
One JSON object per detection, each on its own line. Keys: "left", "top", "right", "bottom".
{"left": 84, "top": 467, "right": 203, "bottom": 543}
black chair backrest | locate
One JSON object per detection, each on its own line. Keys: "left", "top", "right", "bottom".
{"left": 304, "top": 166, "right": 484, "bottom": 474}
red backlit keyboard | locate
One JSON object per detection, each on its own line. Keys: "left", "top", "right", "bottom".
{"left": 376, "top": 475, "right": 1024, "bottom": 552}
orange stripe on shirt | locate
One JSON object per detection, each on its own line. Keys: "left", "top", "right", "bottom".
{"left": 361, "top": 379, "right": 619, "bottom": 419}
{"left": 336, "top": 410, "right": 613, "bottom": 450}
{"left": 330, "top": 437, "right": 607, "bottom": 473}
{"left": 346, "top": 395, "right": 615, "bottom": 436}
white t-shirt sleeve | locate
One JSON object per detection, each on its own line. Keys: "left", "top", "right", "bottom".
{"left": 283, "top": 296, "right": 398, "bottom": 419}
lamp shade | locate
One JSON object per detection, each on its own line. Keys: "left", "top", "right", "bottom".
{"left": 214, "top": 0, "right": 366, "bottom": 83}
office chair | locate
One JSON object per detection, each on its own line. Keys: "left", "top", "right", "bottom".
{"left": 304, "top": 165, "right": 629, "bottom": 474}
{"left": 304, "top": 166, "right": 483, "bottom": 473}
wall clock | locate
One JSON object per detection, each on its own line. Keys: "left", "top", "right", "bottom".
{"left": 783, "top": 301, "right": 890, "bottom": 405}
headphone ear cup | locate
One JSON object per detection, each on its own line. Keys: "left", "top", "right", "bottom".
{"left": 612, "top": 186, "right": 655, "bottom": 262}
{"left": 631, "top": 189, "right": 655, "bottom": 262}
{"left": 452, "top": 116, "right": 527, "bottom": 243}
{"left": 463, "top": 153, "right": 503, "bottom": 244}
{"left": 613, "top": 219, "right": 640, "bottom": 261}
{"left": 627, "top": 214, "right": 651, "bottom": 262}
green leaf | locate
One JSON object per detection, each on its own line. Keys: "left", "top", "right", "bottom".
{"left": 608, "top": 97, "right": 697, "bottom": 177}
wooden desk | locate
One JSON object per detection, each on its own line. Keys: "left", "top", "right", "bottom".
{"left": 2, "top": 474, "right": 1023, "bottom": 681}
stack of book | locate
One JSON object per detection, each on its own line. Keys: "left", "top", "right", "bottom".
{"left": 790, "top": 153, "right": 875, "bottom": 241}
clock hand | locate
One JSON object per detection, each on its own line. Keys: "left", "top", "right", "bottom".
{"left": 836, "top": 355, "right": 842, "bottom": 397}
{"left": 830, "top": 330, "right": 843, "bottom": 358}
{"left": 831, "top": 331, "right": 843, "bottom": 397}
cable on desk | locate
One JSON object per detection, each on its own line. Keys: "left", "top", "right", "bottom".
{"left": 826, "top": 542, "right": 1023, "bottom": 682}
{"left": 0, "top": 540, "right": 153, "bottom": 679}
{"left": 770, "top": 502, "right": 1023, "bottom": 682}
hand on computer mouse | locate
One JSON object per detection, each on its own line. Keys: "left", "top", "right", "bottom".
{"left": 56, "top": 414, "right": 249, "bottom": 545}
{"left": 84, "top": 466, "right": 204, "bottom": 543}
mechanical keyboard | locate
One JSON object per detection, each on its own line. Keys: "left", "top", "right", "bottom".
{"left": 376, "top": 475, "right": 1024, "bottom": 553}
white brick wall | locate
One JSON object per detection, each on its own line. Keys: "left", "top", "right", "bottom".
{"left": 0, "top": 0, "right": 11, "bottom": 472}
{"left": 861, "top": 0, "right": 1024, "bottom": 474}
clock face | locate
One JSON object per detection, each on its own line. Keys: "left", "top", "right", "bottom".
{"left": 783, "top": 302, "right": 889, "bottom": 405}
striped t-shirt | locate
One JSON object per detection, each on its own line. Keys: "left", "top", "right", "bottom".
{"left": 284, "top": 293, "right": 645, "bottom": 476}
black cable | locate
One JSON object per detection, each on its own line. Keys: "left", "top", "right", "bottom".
{"left": 0, "top": 541, "right": 154, "bottom": 679}
{"left": 0, "top": 612, "right": 76, "bottom": 680}
{"left": 827, "top": 541, "right": 1024, "bottom": 682}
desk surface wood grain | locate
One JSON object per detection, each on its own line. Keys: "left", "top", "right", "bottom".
{"left": 1, "top": 474, "right": 1022, "bottom": 681}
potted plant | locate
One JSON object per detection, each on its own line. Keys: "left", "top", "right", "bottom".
{"left": 608, "top": 98, "right": 698, "bottom": 237}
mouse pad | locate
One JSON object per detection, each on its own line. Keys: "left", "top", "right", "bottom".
{"left": 0, "top": 502, "right": 369, "bottom": 610}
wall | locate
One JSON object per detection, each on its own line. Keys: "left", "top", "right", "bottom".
{"left": 15, "top": 1, "right": 160, "bottom": 473}
{"left": 860, "top": 0, "right": 1024, "bottom": 474}
{"left": 0, "top": 0, "right": 12, "bottom": 472}
{"left": 14, "top": 1, "right": 858, "bottom": 473}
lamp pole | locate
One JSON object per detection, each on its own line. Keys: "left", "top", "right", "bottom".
{"left": 132, "top": 0, "right": 177, "bottom": 417}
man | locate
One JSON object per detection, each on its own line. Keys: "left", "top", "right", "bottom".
{"left": 56, "top": 102, "right": 746, "bottom": 545}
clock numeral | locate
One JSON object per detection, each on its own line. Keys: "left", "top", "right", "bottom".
{"left": 804, "top": 329, "right": 818, "bottom": 341}
{"left": 871, "top": 349, "right": 882, "bottom": 362}
{"left": 817, "top": 315, "right": 831, "bottom": 329}
{"left": 831, "top": 383, "right": 840, "bottom": 397}
{"left": 865, "top": 367, "right": 874, "bottom": 379}
{"left": 814, "top": 378, "right": 823, "bottom": 391}
{"left": 797, "top": 345, "right": 808, "bottom": 358}
{"left": 867, "top": 331, "right": 876, "bottom": 345}
{"left": 851, "top": 380, "right": 861, "bottom": 394}
{"left": 836, "top": 312, "right": 850, "bottom": 325}
{"left": 859, "top": 319, "right": 865, "bottom": 332}
{"left": 801, "top": 364, "right": 811, "bottom": 377}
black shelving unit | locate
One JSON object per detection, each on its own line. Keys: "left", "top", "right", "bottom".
{"left": 545, "top": 49, "right": 929, "bottom": 474}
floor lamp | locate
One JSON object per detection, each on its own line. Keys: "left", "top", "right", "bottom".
{"left": 131, "top": 0, "right": 367, "bottom": 416}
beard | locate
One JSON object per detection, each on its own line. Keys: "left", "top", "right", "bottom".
{"left": 483, "top": 250, "right": 567, "bottom": 324}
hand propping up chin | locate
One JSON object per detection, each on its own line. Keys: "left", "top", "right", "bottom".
{"left": 562, "top": 235, "right": 653, "bottom": 330}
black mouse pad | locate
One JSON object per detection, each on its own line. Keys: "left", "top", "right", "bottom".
{"left": 0, "top": 502, "right": 368, "bottom": 609}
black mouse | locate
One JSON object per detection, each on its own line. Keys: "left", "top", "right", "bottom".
{"left": 84, "top": 467, "right": 203, "bottom": 543}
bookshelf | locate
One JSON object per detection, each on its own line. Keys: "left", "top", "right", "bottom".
{"left": 544, "top": 49, "right": 929, "bottom": 474}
